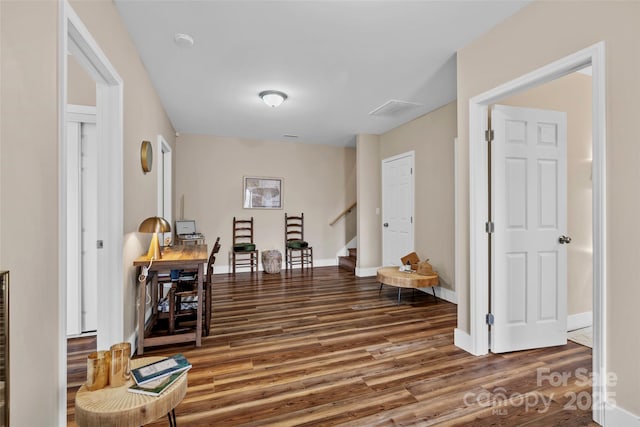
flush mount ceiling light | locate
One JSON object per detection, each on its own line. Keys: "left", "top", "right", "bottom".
{"left": 174, "top": 33, "right": 195, "bottom": 47}
{"left": 259, "top": 90, "right": 288, "bottom": 108}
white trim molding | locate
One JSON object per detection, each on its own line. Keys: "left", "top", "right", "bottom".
{"left": 219, "top": 258, "right": 338, "bottom": 274}
{"left": 356, "top": 266, "right": 379, "bottom": 277}
{"left": 567, "top": 311, "right": 593, "bottom": 332}
{"left": 605, "top": 403, "right": 640, "bottom": 427}
{"left": 454, "top": 328, "right": 474, "bottom": 355}
{"left": 468, "top": 41, "right": 606, "bottom": 425}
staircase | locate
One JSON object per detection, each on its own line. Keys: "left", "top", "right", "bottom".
{"left": 338, "top": 248, "right": 357, "bottom": 273}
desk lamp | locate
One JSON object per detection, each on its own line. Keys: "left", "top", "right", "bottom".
{"left": 138, "top": 216, "right": 171, "bottom": 259}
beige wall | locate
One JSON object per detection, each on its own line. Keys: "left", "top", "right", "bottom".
{"left": 456, "top": 0, "right": 640, "bottom": 414}
{"left": 175, "top": 134, "right": 356, "bottom": 266}
{"left": 1, "top": 2, "right": 60, "bottom": 423}
{"left": 501, "top": 73, "right": 593, "bottom": 316}
{"left": 1, "top": 0, "right": 175, "bottom": 423}
{"left": 379, "top": 102, "right": 456, "bottom": 290}
{"left": 356, "top": 134, "right": 382, "bottom": 271}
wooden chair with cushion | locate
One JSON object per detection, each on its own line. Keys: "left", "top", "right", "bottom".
{"left": 169, "top": 237, "right": 221, "bottom": 336}
{"left": 232, "top": 217, "right": 258, "bottom": 273}
{"left": 285, "top": 213, "right": 313, "bottom": 270}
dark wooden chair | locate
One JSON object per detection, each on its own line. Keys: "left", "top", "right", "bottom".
{"left": 169, "top": 237, "right": 221, "bottom": 336}
{"left": 232, "top": 217, "right": 258, "bottom": 273}
{"left": 285, "top": 213, "right": 313, "bottom": 270}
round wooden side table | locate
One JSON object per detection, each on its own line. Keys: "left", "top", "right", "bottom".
{"left": 376, "top": 266, "right": 439, "bottom": 304}
{"left": 75, "top": 356, "right": 188, "bottom": 427}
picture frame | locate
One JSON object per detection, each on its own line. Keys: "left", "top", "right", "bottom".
{"left": 243, "top": 176, "right": 283, "bottom": 209}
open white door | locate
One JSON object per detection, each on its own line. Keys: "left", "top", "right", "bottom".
{"left": 491, "top": 105, "right": 568, "bottom": 353}
{"left": 382, "top": 152, "right": 414, "bottom": 266}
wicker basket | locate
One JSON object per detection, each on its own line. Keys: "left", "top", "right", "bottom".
{"left": 261, "top": 250, "right": 282, "bottom": 274}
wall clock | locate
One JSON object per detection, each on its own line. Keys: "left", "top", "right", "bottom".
{"left": 141, "top": 140, "right": 153, "bottom": 173}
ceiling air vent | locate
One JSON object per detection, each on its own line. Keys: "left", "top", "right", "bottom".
{"left": 369, "top": 99, "right": 423, "bottom": 117}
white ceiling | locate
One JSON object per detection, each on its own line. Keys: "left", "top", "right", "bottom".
{"left": 114, "top": 1, "right": 530, "bottom": 147}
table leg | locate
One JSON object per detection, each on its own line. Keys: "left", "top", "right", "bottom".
{"left": 397, "top": 288, "right": 402, "bottom": 304}
{"left": 432, "top": 286, "right": 437, "bottom": 303}
{"left": 138, "top": 273, "right": 147, "bottom": 356}
{"left": 196, "top": 263, "right": 203, "bottom": 347}
{"left": 167, "top": 408, "right": 177, "bottom": 426}
{"left": 379, "top": 283, "right": 383, "bottom": 294}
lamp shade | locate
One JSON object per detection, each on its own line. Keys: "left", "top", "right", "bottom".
{"left": 138, "top": 216, "right": 171, "bottom": 234}
{"left": 138, "top": 216, "right": 171, "bottom": 259}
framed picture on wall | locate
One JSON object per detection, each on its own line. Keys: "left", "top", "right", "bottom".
{"left": 243, "top": 176, "right": 283, "bottom": 209}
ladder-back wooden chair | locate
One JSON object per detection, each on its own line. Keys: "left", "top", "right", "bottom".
{"left": 169, "top": 237, "right": 221, "bottom": 336}
{"left": 285, "top": 213, "right": 313, "bottom": 270}
{"left": 232, "top": 217, "right": 258, "bottom": 273}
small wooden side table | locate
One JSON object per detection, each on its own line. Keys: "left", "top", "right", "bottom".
{"left": 75, "top": 356, "right": 188, "bottom": 427}
{"left": 376, "top": 266, "right": 439, "bottom": 304}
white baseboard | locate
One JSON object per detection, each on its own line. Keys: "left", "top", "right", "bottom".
{"left": 415, "top": 286, "right": 456, "bottom": 304}
{"left": 605, "top": 402, "right": 640, "bottom": 426}
{"left": 216, "top": 258, "right": 337, "bottom": 274}
{"left": 454, "top": 328, "right": 473, "bottom": 354}
{"left": 567, "top": 311, "right": 593, "bottom": 331}
{"left": 355, "top": 266, "right": 379, "bottom": 277}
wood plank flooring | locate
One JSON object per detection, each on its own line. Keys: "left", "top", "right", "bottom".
{"left": 67, "top": 267, "right": 595, "bottom": 426}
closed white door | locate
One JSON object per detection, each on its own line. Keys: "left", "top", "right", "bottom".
{"left": 81, "top": 122, "right": 98, "bottom": 332}
{"left": 66, "top": 115, "right": 98, "bottom": 336}
{"left": 491, "top": 105, "right": 568, "bottom": 353}
{"left": 382, "top": 152, "right": 414, "bottom": 266}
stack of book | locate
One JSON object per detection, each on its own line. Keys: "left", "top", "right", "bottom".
{"left": 128, "top": 354, "right": 192, "bottom": 397}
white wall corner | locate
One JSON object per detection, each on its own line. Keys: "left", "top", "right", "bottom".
{"left": 355, "top": 266, "right": 379, "bottom": 277}
{"left": 454, "top": 328, "right": 473, "bottom": 354}
{"left": 605, "top": 402, "right": 640, "bottom": 427}
{"left": 567, "top": 311, "right": 593, "bottom": 331}
{"left": 127, "top": 330, "right": 138, "bottom": 355}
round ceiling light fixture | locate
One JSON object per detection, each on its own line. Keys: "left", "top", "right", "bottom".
{"left": 174, "top": 33, "right": 195, "bottom": 47}
{"left": 259, "top": 90, "right": 288, "bottom": 108}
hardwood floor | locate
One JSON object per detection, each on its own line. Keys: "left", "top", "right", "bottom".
{"left": 67, "top": 267, "right": 595, "bottom": 426}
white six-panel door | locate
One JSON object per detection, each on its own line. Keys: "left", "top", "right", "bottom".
{"left": 382, "top": 152, "right": 414, "bottom": 266}
{"left": 491, "top": 105, "right": 568, "bottom": 353}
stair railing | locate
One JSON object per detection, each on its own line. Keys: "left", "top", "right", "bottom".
{"left": 329, "top": 202, "right": 356, "bottom": 226}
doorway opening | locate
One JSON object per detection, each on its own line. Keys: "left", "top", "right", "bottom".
{"left": 468, "top": 42, "right": 605, "bottom": 424}
{"left": 59, "top": 2, "right": 124, "bottom": 424}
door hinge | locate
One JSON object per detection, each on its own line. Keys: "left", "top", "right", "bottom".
{"left": 485, "top": 129, "right": 494, "bottom": 142}
{"left": 411, "top": 216, "right": 413, "bottom": 224}
{"left": 410, "top": 167, "right": 413, "bottom": 175}
{"left": 97, "top": 240, "right": 104, "bottom": 249}
{"left": 485, "top": 221, "right": 494, "bottom": 234}
{"left": 486, "top": 313, "right": 494, "bottom": 326}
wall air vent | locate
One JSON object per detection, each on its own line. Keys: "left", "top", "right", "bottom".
{"left": 369, "top": 99, "right": 423, "bottom": 117}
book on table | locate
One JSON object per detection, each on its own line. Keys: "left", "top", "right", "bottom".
{"left": 128, "top": 369, "right": 189, "bottom": 397}
{"left": 131, "top": 354, "right": 192, "bottom": 386}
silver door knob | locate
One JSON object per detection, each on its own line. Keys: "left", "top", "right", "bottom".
{"left": 383, "top": 223, "right": 389, "bottom": 228}
{"left": 558, "top": 235, "right": 572, "bottom": 244}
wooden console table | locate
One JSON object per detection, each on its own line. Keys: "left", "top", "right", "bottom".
{"left": 376, "top": 266, "right": 439, "bottom": 304}
{"left": 75, "top": 356, "right": 188, "bottom": 426}
{"left": 134, "top": 245, "right": 208, "bottom": 355}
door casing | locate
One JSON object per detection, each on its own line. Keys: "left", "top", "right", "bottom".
{"left": 59, "top": 2, "right": 124, "bottom": 424}
{"left": 465, "top": 42, "right": 606, "bottom": 424}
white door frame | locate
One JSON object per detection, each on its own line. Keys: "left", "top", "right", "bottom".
{"left": 467, "top": 42, "right": 606, "bottom": 424}
{"left": 59, "top": 2, "right": 124, "bottom": 425}
{"left": 157, "top": 135, "right": 172, "bottom": 244}
{"left": 381, "top": 151, "right": 415, "bottom": 266}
